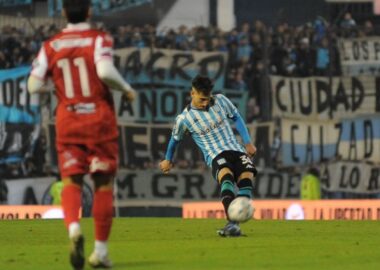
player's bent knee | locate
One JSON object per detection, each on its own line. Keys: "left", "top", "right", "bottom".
{"left": 237, "top": 178, "right": 253, "bottom": 187}
{"left": 62, "top": 174, "right": 84, "bottom": 187}
{"left": 237, "top": 177, "right": 253, "bottom": 199}
{"left": 92, "top": 173, "right": 114, "bottom": 190}
{"left": 217, "top": 168, "right": 234, "bottom": 183}
{"left": 219, "top": 173, "right": 235, "bottom": 199}
{"left": 238, "top": 171, "right": 254, "bottom": 182}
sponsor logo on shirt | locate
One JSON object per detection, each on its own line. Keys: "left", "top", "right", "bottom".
{"left": 199, "top": 119, "right": 224, "bottom": 136}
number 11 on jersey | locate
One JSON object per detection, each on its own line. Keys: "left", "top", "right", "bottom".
{"left": 57, "top": 57, "right": 91, "bottom": 98}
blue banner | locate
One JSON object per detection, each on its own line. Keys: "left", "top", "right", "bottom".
{"left": 0, "top": 67, "right": 40, "bottom": 164}
{"left": 0, "top": 67, "right": 40, "bottom": 124}
{"left": 114, "top": 88, "right": 247, "bottom": 123}
{"left": 280, "top": 116, "right": 380, "bottom": 167}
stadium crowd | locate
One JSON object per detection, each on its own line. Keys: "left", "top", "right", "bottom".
{"left": 1, "top": 13, "right": 379, "bottom": 199}
{"left": 0, "top": 12, "right": 377, "bottom": 122}
{"left": 0, "top": 13, "right": 376, "bottom": 89}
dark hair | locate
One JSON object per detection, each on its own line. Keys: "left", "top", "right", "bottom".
{"left": 63, "top": 0, "right": 90, "bottom": 23}
{"left": 307, "top": 167, "right": 320, "bottom": 178}
{"left": 191, "top": 75, "right": 214, "bottom": 95}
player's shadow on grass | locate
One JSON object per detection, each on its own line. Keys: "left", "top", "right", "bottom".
{"left": 115, "top": 261, "right": 164, "bottom": 269}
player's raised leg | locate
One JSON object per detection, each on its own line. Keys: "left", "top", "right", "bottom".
{"left": 237, "top": 171, "right": 254, "bottom": 200}
{"left": 216, "top": 167, "right": 241, "bottom": 237}
{"left": 218, "top": 168, "right": 236, "bottom": 218}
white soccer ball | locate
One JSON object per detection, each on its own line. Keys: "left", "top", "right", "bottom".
{"left": 227, "top": 197, "right": 254, "bottom": 223}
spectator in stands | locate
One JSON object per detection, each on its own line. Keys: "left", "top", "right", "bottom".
{"left": 175, "top": 25, "right": 188, "bottom": 48}
{"left": 227, "top": 28, "right": 239, "bottom": 45}
{"left": 362, "top": 20, "right": 375, "bottom": 36}
{"left": 282, "top": 54, "right": 297, "bottom": 76}
{"left": 295, "top": 37, "right": 315, "bottom": 76}
{"left": 237, "top": 36, "right": 252, "bottom": 65}
{"left": 246, "top": 97, "right": 260, "bottom": 123}
{"left": 113, "top": 26, "right": 129, "bottom": 48}
{"left": 315, "top": 37, "right": 330, "bottom": 76}
{"left": 340, "top": 12, "right": 356, "bottom": 29}
{"left": 217, "top": 37, "right": 228, "bottom": 52}
{"left": 160, "top": 28, "right": 176, "bottom": 49}
{"left": 340, "top": 12, "right": 357, "bottom": 38}
{"left": 131, "top": 32, "right": 145, "bottom": 48}
{"left": 209, "top": 37, "right": 221, "bottom": 52}
{"left": 238, "top": 22, "right": 251, "bottom": 41}
{"left": 227, "top": 41, "right": 239, "bottom": 70}
{"left": 195, "top": 38, "right": 207, "bottom": 52}
{"left": 250, "top": 33, "right": 263, "bottom": 61}
{"left": 229, "top": 70, "right": 248, "bottom": 91}
{"left": 314, "top": 17, "right": 327, "bottom": 44}
{"left": 252, "top": 20, "right": 266, "bottom": 39}
{"left": 270, "top": 40, "right": 290, "bottom": 75}
{"left": 0, "top": 51, "right": 10, "bottom": 69}
{"left": 141, "top": 24, "right": 156, "bottom": 48}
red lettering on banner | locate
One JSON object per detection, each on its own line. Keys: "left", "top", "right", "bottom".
{"left": 183, "top": 200, "right": 380, "bottom": 220}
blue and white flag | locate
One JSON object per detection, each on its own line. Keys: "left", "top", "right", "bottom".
{"left": 0, "top": 66, "right": 40, "bottom": 164}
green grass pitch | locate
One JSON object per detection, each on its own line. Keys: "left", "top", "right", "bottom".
{"left": 0, "top": 218, "right": 379, "bottom": 270}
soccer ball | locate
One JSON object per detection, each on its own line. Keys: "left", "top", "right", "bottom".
{"left": 227, "top": 197, "right": 254, "bottom": 223}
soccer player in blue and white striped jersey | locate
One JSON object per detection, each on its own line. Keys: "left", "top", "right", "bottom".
{"left": 159, "top": 75, "right": 257, "bottom": 237}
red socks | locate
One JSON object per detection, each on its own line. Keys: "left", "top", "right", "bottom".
{"left": 61, "top": 184, "right": 82, "bottom": 229}
{"left": 92, "top": 190, "right": 113, "bottom": 241}
{"left": 61, "top": 185, "right": 113, "bottom": 241}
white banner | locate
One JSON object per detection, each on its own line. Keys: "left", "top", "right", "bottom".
{"left": 322, "top": 161, "right": 380, "bottom": 193}
{"left": 48, "top": 88, "right": 247, "bottom": 123}
{"left": 114, "top": 168, "right": 301, "bottom": 205}
{"left": 280, "top": 116, "right": 380, "bottom": 166}
{"left": 114, "top": 47, "right": 228, "bottom": 89}
{"left": 339, "top": 37, "right": 380, "bottom": 76}
{"left": 271, "top": 75, "right": 379, "bottom": 120}
{"left": 4, "top": 177, "right": 55, "bottom": 205}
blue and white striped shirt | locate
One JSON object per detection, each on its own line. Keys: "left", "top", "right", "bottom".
{"left": 172, "top": 94, "right": 247, "bottom": 166}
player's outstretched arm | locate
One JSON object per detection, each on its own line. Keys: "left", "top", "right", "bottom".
{"left": 232, "top": 112, "right": 256, "bottom": 157}
{"left": 245, "top": 143, "right": 257, "bottom": 158}
{"left": 159, "top": 160, "right": 173, "bottom": 174}
{"left": 159, "top": 136, "right": 180, "bottom": 173}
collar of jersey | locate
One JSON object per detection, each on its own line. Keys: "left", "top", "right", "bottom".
{"left": 188, "top": 96, "right": 215, "bottom": 111}
{"left": 63, "top": 22, "right": 91, "bottom": 32}
{"left": 190, "top": 104, "right": 205, "bottom": 111}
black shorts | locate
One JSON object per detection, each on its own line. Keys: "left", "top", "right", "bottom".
{"left": 211, "top": 150, "right": 257, "bottom": 180}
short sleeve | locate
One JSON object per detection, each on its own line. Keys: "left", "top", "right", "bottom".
{"left": 94, "top": 33, "right": 114, "bottom": 63}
